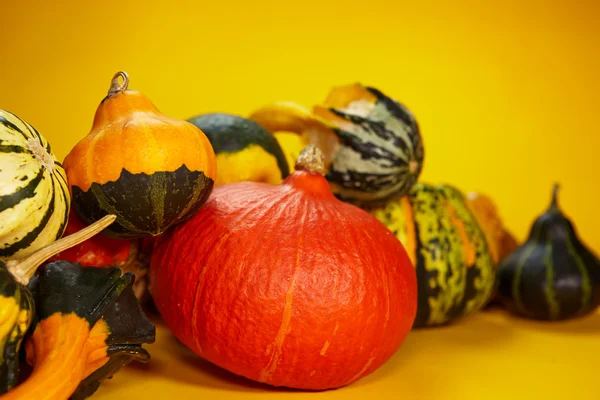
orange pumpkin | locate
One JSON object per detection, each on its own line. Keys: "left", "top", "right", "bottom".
{"left": 63, "top": 71, "right": 217, "bottom": 239}
{"left": 149, "top": 145, "right": 417, "bottom": 390}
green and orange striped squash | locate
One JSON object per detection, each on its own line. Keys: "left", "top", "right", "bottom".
{"left": 63, "top": 71, "right": 217, "bottom": 239}
{"left": 12, "top": 261, "right": 155, "bottom": 400}
{"left": 0, "top": 109, "right": 70, "bottom": 261}
{"left": 0, "top": 215, "right": 118, "bottom": 395}
{"left": 366, "top": 182, "right": 496, "bottom": 327}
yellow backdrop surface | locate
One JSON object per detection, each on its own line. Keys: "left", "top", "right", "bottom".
{"left": 1, "top": 1, "right": 600, "bottom": 400}
{"left": 90, "top": 309, "right": 600, "bottom": 400}
{"left": 1, "top": 0, "right": 599, "bottom": 252}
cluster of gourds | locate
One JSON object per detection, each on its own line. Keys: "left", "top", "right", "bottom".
{"left": 211, "top": 84, "right": 599, "bottom": 326}
{"left": 1, "top": 70, "right": 598, "bottom": 397}
{"left": 0, "top": 71, "right": 208, "bottom": 398}
{"left": 234, "top": 84, "right": 600, "bottom": 325}
{"left": 1, "top": 71, "right": 419, "bottom": 394}
{"left": 195, "top": 85, "right": 516, "bottom": 328}
{"left": 0, "top": 113, "right": 156, "bottom": 399}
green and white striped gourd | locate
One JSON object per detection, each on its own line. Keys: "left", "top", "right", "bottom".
{"left": 314, "top": 83, "right": 424, "bottom": 205}
{"left": 0, "top": 109, "right": 70, "bottom": 261}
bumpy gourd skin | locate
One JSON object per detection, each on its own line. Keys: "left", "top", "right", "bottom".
{"left": 496, "top": 186, "right": 600, "bottom": 321}
{"left": 0, "top": 264, "right": 33, "bottom": 394}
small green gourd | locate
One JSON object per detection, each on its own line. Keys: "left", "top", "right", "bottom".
{"left": 496, "top": 184, "right": 600, "bottom": 320}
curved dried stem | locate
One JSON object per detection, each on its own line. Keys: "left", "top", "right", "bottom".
{"left": 6, "top": 215, "right": 116, "bottom": 286}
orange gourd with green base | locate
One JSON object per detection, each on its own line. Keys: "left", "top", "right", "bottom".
{"left": 63, "top": 71, "right": 217, "bottom": 239}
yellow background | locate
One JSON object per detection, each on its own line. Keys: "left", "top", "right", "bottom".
{"left": 94, "top": 310, "right": 600, "bottom": 399}
{"left": 1, "top": 1, "right": 600, "bottom": 399}
{"left": 1, "top": 0, "right": 599, "bottom": 253}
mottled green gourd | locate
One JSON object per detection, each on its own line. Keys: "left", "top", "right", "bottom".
{"left": 367, "top": 182, "right": 496, "bottom": 327}
{"left": 496, "top": 184, "right": 600, "bottom": 321}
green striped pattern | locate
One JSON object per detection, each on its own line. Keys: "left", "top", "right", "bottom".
{"left": 323, "top": 86, "right": 424, "bottom": 204}
{"left": 497, "top": 206, "right": 600, "bottom": 321}
{"left": 0, "top": 109, "right": 70, "bottom": 261}
{"left": 368, "top": 182, "right": 495, "bottom": 327}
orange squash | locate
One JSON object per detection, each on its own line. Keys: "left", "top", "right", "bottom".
{"left": 466, "top": 192, "right": 519, "bottom": 265}
{"left": 149, "top": 145, "right": 417, "bottom": 390}
{"left": 63, "top": 71, "right": 217, "bottom": 239}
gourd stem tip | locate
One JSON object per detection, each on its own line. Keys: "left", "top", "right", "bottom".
{"left": 551, "top": 183, "right": 560, "bottom": 209}
{"left": 295, "top": 145, "right": 325, "bottom": 175}
{"left": 7, "top": 214, "right": 117, "bottom": 286}
{"left": 108, "top": 71, "right": 129, "bottom": 96}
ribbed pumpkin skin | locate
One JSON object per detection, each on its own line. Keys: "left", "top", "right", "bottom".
{"left": 313, "top": 84, "right": 424, "bottom": 204}
{"left": 149, "top": 171, "right": 417, "bottom": 390}
{"left": 367, "top": 182, "right": 495, "bottom": 327}
{"left": 0, "top": 110, "right": 70, "bottom": 261}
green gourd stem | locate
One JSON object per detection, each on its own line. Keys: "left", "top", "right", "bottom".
{"left": 6, "top": 214, "right": 117, "bottom": 286}
{"left": 108, "top": 71, "right": 129, "bottom": 96}
{"left": 295, "top": 145, "right": 325, "bottom": 175}
{"left": 550, "top": 183, "right": 560, "bottom": 210}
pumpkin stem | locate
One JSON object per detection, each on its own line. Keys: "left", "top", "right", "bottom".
{"left": 6, "top": 214, "right": 117, "bottom": 286}
{"left": 295, "top": 145, "right": 325, "bottom": 175}
{"left": 108, "top": 71, "right": 129, "bottom": 96}
{"left": 550, "top": 183, "right": 560, "bottom": 209}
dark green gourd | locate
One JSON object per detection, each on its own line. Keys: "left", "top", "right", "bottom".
{"left": 0, "top": 218, "right": 155, "bottom": 400}
{"left": 0, "top": 215, "right": 117, "bottom": 395}
{"left": 496, "top": 184, "right": 600, "bottom": 320}
{"left": 26, "top": 261, "right": 156, "bottom": 400}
